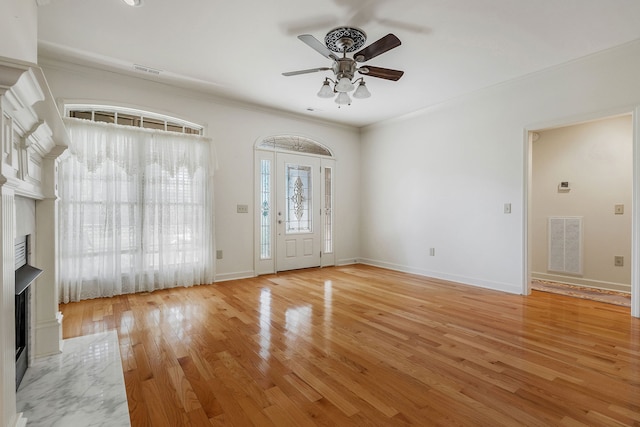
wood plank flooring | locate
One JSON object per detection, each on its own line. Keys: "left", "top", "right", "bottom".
{"left": 60, "top": 265, "right": 640, "bottom": 426}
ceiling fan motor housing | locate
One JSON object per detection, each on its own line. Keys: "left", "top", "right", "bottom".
{"left": 333, "top": 58, "right": 357, "bottom": 80}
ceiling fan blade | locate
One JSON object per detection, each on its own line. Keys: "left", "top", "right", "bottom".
{"left": 280, "top": 16, "right": 338, "bottom": 36}
{"left": 282, "top": 67, "right": 331, "bottom": 77}
{"left": 359, "top": 66, "right": 404, "bottom": 81}
{"left": 354, "top": 34, "right": 401, "bottom": 62}
{"left": 375, "top": 18, "right": 430, "bottom": 34}
{"left": 298, "top": 34, "right": 338, "bottom": 60}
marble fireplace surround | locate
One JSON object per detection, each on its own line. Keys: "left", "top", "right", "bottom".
{"left": 0, "top": 57, "right": 68, "bottom": 427}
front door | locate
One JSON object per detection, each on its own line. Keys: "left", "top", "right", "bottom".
{"left": 276, "top": 153, "right": 321, "bottom": 271}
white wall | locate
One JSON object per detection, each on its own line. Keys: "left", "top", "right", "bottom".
{"left": 0, "top": 0, "right": 37, "bottom": 63}
{"left": 39, "top": 60, "right": 361, "bottom": 280}
{"left": 532, "top": 116, "right": 632, "bottom": 292}
{"left": 360, "top": 40, "right": 640, "bottom": 295}
{"left": 39, "top": 38, "right": 640, "bottom": 309}
{"left": 15, "top": 196, "right": 36, "bottom": 237}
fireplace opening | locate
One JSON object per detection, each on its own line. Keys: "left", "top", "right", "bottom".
{"left": 15, "top": 288, "right": 29, "bottom": 390}
{"left": 15, "top": 236, "right": 42, "bottom": 390}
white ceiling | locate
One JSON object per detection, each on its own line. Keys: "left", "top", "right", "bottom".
{"left": 37, "top": 0, "right": 640, "bottom": 128}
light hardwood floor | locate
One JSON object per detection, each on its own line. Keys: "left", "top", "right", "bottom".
{"left": 60, "top": 265, "right": 640, "bottom": 426}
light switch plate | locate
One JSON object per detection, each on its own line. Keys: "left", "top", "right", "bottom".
{"left": 614, "top": 204, "right": 624, "bottom": 215}
{"left": 237, "top": 204, "right": 248, "bottom": 213}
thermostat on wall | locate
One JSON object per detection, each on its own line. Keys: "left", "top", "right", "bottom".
{"left": 558, "top": 181, "right": 570, "bottom": 192}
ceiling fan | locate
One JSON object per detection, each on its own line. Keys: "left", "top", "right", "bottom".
{"left": 282, "top": 27, "right": 404, "bottom": 105}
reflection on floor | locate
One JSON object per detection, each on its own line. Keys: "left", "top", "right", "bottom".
{"left": 16, "top": 330, "right": 130, "bottom": 427}
{"left": 531, "top": 279, "right": 631, "bottom": 307}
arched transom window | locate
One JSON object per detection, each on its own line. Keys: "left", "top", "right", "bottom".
{"left": 65, "top": 104, "right": 204, "bottom": 135}
{"left": 257, "top": 135, "right": 333, "bottom": 157}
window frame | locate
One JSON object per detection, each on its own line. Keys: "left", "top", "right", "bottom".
{"left": 65, "top": 104, "right": 204, "bottom": 135}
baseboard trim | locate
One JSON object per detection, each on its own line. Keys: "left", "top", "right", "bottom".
{"left": 214, "top": 271, "right": 255, "bottom": 282}
{"left": 212, "top": 262, "right": 526, "bottom": 295}
{"left": 531, "top": 272, "right": 631, "bottom": 293}
{"left": 358, "top": 258, "right": 523, "bottom": 295}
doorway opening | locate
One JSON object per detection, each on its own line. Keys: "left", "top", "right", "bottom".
{"left": 526, "top": 112, "right": 637, "bottom": 314}
{"left": 254, "top": 135, "right": 336, "bottom": 274}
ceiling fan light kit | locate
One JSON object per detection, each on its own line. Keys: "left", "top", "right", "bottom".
{"left": 317, "top": 79, "right": 335, "bottom": 98}
{"left": 283, "top": 26, "right": 404, "bottom": 107}
{"left": 335, "top": 92, "right": 352, "bottom": 106}
{"left": 353, "top": 81, "right": 371, "bottom": 99}
{"left": 336, "top": 77, "right": 355, "bottom": 92}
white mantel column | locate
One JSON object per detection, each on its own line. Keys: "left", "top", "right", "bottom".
{"left": 34, "top": 157, "right": 63, "bottom": 357}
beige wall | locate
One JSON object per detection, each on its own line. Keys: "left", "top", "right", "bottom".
{"left": 531, "top": 115, "right": 632, "bottom": 292}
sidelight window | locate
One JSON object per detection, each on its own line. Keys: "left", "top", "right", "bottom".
{"left": 260, "top": 159, "right": 272, "bottom": 259}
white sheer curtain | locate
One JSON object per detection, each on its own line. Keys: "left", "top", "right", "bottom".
{"left": 58, "top": 118, "right": 215, "bottom": 302}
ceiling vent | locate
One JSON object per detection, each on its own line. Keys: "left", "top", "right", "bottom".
{"left": 133, "top": 64, "right": 161, "bottom": 75}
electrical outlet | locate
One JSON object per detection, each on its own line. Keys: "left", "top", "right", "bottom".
{"left": 237, "top": 204, "right": 248, "bottom": 213}
{"left": 614, "top": 256, "right": 624, "bottom": 267}
{"left": 216, "top": 250, "right": 223, "bottom": 260}
{"left": 614, "top": 204, "right": 624, "bottom": 215}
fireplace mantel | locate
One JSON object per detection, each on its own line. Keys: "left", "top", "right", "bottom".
{"left": 0, "top": 57, "right": 68, "bottom": 427}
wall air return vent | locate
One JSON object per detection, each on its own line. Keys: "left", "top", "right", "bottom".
{"left": 548, "top": 216, "right": 583, "bottom": 275}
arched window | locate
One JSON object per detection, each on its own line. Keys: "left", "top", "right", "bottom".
{"left": 58, "top": 104, "right": 213, "bottom": 301}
